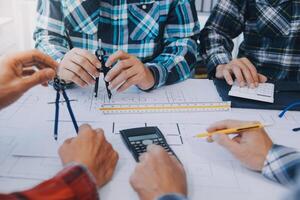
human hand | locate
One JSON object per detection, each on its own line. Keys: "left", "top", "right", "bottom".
{"left": 58, "top": 48, "right": 101, "bottom": 87}
{"left": 130, "top": 145, "right": 187, "bottom": 200}
{"left": 58, "top": 124, "right": 119, "bottom": 188}
{"left": 0, "top": 50, "right": 57, "bottom": 110}
{"left": 207, "top": 120, "right": 273, "bottom": 171}
{"left": 215, "top": 58, "right": 267, "bottom": 88}
{"left": 105, "top": 50, "right": 155, "bottom": 92}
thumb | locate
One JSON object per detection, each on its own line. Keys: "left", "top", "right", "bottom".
{"left": 20, "top": 69, "right": 55, "bottom": 92}
{"left": 212, "top": 134, "right": 241, "bottom": 155}
{"left": 258, "top": 74, "right": 267, "bottom": 83}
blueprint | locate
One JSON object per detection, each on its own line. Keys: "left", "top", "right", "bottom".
{"left": 0, "top": 79, "right": 298, "bottom": 200}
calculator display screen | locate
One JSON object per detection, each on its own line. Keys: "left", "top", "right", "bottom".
{"left": 128, "top": 134, "right": 158, "bottom": 142}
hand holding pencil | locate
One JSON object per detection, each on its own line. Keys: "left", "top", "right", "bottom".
{"left": 195, "top": 123, "right": 265, "bottom": 138}
{"left": 204, "top": 120, "right": 273, "bottom": 171}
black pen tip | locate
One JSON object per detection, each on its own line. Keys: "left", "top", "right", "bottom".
{"left": 293, "top": 128, "right": 300, "bottom": 132}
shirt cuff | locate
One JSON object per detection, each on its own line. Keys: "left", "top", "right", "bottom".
{"left": 262, "top": 144, "right": 300, "bottom": 186}
{"left": 55, "top": 164, "right": 99, "bottom": 199}
{"left": 145, "top": 63, "right": 167, "bottom": 89}
{"left": 206, "top": 52, "right": 231, "bottom": 79}
{"left": 157, "top": 193, "right": 188, "bottom": 200}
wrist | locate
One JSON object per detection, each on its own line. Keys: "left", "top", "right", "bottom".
{"left": 55, "top": 164, "right": 99, "bottom": 198}
{"left": 139, "top": 66, "right": 155, "bottom": 90}
{"left": 64, "top": 162, "right": 98, "bottom": 185}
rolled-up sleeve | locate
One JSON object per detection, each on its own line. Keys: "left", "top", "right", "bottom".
{"left": 146, "top": 0, "right": 200, "bottom": 88}
{"left": 34, "top": 0, "right": 70, "bottom": 61}
{"left": 262, "top": 144, "right": 300, "bottom": 186}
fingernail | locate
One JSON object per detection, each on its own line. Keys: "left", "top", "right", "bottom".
{"left": 228, "top": 80, "right": 233, "bottom": 85}
{"left": 105, "top": 61, "right": 111, "bottom": 67}
{"left": 255, "top": 82, "right": 259, "bottom": 87}
{"left": 147, "top": 144, "right": 157, "bottom": 151}
{"left": 240, "top": 82, "right": 245, "bottom": 87}
{"left": 250, "top": 83, "right": 255, "bottom": 88}
{"left": 105, "top": 76, "right": 110, "bottom": 82}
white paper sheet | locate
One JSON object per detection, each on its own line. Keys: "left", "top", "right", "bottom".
{"left": 0, "top": 79, "right": 296, "bottom": 200}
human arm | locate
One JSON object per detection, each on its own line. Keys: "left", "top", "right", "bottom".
{"left": 0, "top": 50, "right": 57, "bottom": 110}
{"left": 34, "top": 0, "right": 101, "bottom": 87}
{"left": 0, "top": 124, "right": 119, "bottom": 200}
{"left": 262, "top": 144, "right": 300, "bottom": 185}
{"left": 34, "top": 0, "right": 70, "bottom": 62}
{"left": 207, "top": 120, "right": 300, "bottom": 185}
{"left": 105, "top": 0, "right": 200, "bottom": 92}
{"left": 200, "top": 0, "right": 266, "bottom": 87}
{"left": 0, "top": 164, "right": 99, "bottom": 200}
{"left": 130, "top": 145, "right": 187, "bottom": 200}
{"left": 145, "top": 0, "right": 200, "bottom": 89}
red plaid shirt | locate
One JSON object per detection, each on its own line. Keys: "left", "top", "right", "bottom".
{"left": 0, "top": 165, "right": 99, "bottom": 200}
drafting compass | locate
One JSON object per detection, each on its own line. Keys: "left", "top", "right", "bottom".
{"left": 53, "top": 77, "right": 79, "bottom": 140}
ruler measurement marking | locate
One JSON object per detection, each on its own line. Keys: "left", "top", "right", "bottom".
{"left": 99, "top": 102, "right": 231, "bottom": 114}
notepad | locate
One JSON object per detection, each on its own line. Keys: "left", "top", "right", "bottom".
{"left": 229, "top": 82, "right": 274, "bottom": 103}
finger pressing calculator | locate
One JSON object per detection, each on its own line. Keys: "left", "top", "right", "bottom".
{"left": 120, "top": 127, "right": 177, "bottom": 162}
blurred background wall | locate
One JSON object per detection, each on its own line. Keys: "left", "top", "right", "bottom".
{"left": 2, "top": 0, "right": 243, "bottom": 78}
{"left": 0, "top": 0, "right": 221, "bottom": 54}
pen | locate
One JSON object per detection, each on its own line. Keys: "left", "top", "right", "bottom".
{"left": 194, "top": 123, "right": 268, "bottom": 138}
{"left": 293, "top": 127, "right": 300, "bottom": 132}
{"left": 94, "top": 40, "right": 101, "bottom": 98}
{"left": 94, "top": 72, "right": 100, "bottom": 98}
{"left": 94, "top": 39, "right": 112, "bottom": 99}
{"left": 102, "top": 64, "right": 112, "bottom": 99}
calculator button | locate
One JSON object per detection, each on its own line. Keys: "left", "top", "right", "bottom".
{"left": 142, "top": 140, "right": 153, "bottom": 145}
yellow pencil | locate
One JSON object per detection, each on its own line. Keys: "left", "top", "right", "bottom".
{"left": 194, "top": 123, "right": 266, "bottom": 138}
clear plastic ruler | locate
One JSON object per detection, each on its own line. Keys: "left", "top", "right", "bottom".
{"left": 99, "top": 101, "right": 231, "bottom": 114}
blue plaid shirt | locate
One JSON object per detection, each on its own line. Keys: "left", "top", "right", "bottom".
{"left": 200, "top": 0, "right": 300, "bottom": 82}
{"left": 262, "top": 144, "right": 300, "bottom": 186}
{"left": 34, "top": 0, "right": 200, "bottom": 88}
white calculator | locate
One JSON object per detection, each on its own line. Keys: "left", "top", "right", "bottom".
{"left": 229, "top": 82, "right": 275, "bottom": 103}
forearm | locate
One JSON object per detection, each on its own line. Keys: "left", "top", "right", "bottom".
{"left": 146, "top": 37, "right": 198, "bottom": 88}
{"left": 200, "top": 30, "right": 233, "bottom": 78}
{"left": 34, "top": 0, "right": 70, "bottom": 61}
{"left": 35, "top": 30, "right": 70, "bottom": 61}
{"left": 144, "top": 0, "right": 199, "bottom": 89}
{"left": 200, "top": 0, "right": 246, "bottom": 78}
{"left": 0, "top": 164, "right": 99, "bottom": 200}
{"left": 262, "top": 144, "right": 300, "bottom": 185}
